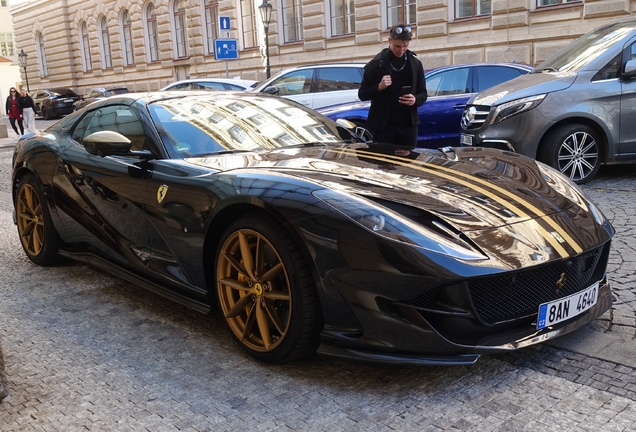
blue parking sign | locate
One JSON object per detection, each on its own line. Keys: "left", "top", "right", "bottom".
{"left": 219, "top": 16, "right": 231, "bottom": 31}
{"left": 215, "top": 39, "right": 238, "bottom": 60}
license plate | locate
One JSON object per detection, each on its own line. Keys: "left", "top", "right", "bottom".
{"left": 63, "top": 98, "right": 74, "bottom": 103}
{"left": 460, "top": 133, "right": 473, "bottom": 146}
{"left": 537, "top": 281, "right": 599, "bottom": 329}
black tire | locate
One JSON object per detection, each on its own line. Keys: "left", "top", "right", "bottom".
{"left": 15, "top": 174, "right": 62, "bottom": 266}
{"left": 42, "top": 107, "right": 50, "bottom": 120}
{"left": 215, "top": 212, "right": 321, "bottom": 363}
{"left": 537, "top": 124, "right": 601, "bottom": 184}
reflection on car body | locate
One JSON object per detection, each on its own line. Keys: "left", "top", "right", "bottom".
{"left": 12, "top": 91, "right": 614, "bottom": 366}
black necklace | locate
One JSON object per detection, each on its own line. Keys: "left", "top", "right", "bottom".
{"left": 390, "top": 55, "right": 407, "bottom": 71}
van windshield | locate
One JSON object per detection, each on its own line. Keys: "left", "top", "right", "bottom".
{"left": 536, "top": 21, "right": 636, "bottom": 73}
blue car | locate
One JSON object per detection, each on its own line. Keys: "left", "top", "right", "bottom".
{"left": 319, "top": 63, "right": 533, "bottom": 148}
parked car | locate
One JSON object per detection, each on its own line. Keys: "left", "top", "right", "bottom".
{"left": 460, "top": 18, "right": 636, "bottom": 184}
{"left": 161, "top": 78, "right": 258, "bottom": 91}
{"left": 73, "top": 87, "right": 131, "bottom": 111}
{"left": 31, "top": 88, "right": 81, "bottom": 119}
{"left": 319, "top": 63, "right": 533, "bottom": 148}
{"left": 252, "top": 63, "right": 366, "bottom": 109}
{"left": 12, "top": 91, "right": 614, "bottom": 365}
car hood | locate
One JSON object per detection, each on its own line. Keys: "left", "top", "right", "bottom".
{"left": 469, "top": 71, "right": 577, "bottom": 107}
{"left": 185, "top": 144, "right": 612, "bottom": 264}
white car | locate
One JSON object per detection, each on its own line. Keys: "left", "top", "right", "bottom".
{"left": 161, "top": 78, "right": 258, "bottom": 91}
{"left": 252, "top": 63, "right": 365, "bottom": 109}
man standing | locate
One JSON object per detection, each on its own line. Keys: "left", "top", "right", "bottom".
{"left": 358, "top": 24, "right": 427, "bottom": 148}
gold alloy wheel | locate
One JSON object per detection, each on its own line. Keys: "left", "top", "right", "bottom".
{"left": 217, "top": 228, "right": 292, "bottom": 353}
{"left": 16, "top": 183, "right": 45, "bottom": 256}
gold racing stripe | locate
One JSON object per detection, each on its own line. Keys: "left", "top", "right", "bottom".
{"left": 332, "top": 147, "right": 582, "bottom": 258}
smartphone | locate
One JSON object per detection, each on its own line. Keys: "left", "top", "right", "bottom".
{"left": 400, "top": 86, "right": 412, "bottom": 96}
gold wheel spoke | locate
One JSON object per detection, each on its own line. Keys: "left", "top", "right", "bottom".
{"left": 255, "top": 301, "right": 272, "bottom": 349}
{"left": 32, "top": 224, "right": 43, "bottom": 255}
{"left": 24, "top": 186, "right": 35, "bottom": 211}
{"left": 264, "top": 289, "right": 290, "bottom": 301}
{"left": 218, "top": 277, "right": 251, "bottom": 292}
{"left": 255, "top": 235, "right": 263, "bottom": 277}
{"left": 221, "top": 250, "right": 249, "bottom": 277}
{"left": 260, "top": 262, "right": 283, "bottom": 284}
{"left": 226, "top": 293, "right": 255, "bottom": 318}
{"left": 241, "top": 304, "right": 257, "bottom": 341}
{"left": 238, "top": 231, "right": 256, "bottom": 280}
{"left": 264, "top": 300, "right": 285, "bottom": 335}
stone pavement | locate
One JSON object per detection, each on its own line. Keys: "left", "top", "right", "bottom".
{"left": 0, "top": 125, "right": 635, "bottom": 431}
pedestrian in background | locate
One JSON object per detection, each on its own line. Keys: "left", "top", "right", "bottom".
{"left": 5, "top": 87, "right": 24, "bottom": 137}
{"left": 358, "top": 23, "right": 427, "bottom": 148}
{"left": 19, "top": 88, "right": 36, "bottom": 133}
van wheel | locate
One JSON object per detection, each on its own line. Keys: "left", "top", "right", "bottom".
{"left": 538, "top": 124, "right": 601, "bottom": 184}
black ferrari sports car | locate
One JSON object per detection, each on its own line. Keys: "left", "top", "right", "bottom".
{"left": 12, "top": 91, "right": 614, "bottom": 365}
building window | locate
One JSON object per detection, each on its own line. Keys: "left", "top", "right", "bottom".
{"left": 99, "top": 16, "right": 113, "bottom": 69}
{"left": 172, "top": 0, "right": 188, "bottom": 58}
{"left": 387, "top": 0, "right": 416, "bottom": 27}
{"left": 0, "top": 33, "right": 14, "bottom": 56}
{"left": 203, "top": 0, "right": 218, "bottom": 55}
{"left": 1, "top": 0, "right": 6, "bottom": 7}
{"left": 79, "top": 22, "right": 92, "bottom": 71}
{"left": 240, "top": 0, "right": 258, "bottom": 48}
{"left": 537, "top": 0, "right": 581, "bottom": 6}
{"left": 455, "top": 0, "right": 491, "bottom": 19}
{"left": 282, "top": 0, "right": 303, "bottom": 42}
{"left": 329, "top": 0, "right": 355, "bottom": 36}
{"left": 121, "top": 9, "right": 135, "bottom": 66}
{"left": 36, "top": 32, "right": 48, "bottom": 77}
{"left": 145, "top": 3, "right": 160, "bottom": 62}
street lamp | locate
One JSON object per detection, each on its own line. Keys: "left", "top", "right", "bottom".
{"left": 258, "top": 0, "right": 272, "bottom": 79}
{"left": 18, "top": 49, "right": 30, "bottom": 93}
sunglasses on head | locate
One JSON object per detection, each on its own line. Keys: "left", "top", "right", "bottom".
{"left": 393, "top": 26, "right": 412, "bottom": 35}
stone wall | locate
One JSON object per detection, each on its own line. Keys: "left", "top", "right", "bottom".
{"left": 10, "top": 0, "right": 634, "bottom": 95}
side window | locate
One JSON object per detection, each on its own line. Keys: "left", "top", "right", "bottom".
{"left": 426, "top": 68, "right": 469, "bottom": 97}
{"left": 267, "top": 70, "right": 313, "bottom": 95}
{"left": 226, "top": 83, "right": 247, "bottom": 90}
{"left": 195, "top": 82, "right": 227, "bottom": 90}
{"left": 72, "top": 105, "right": 150, "bottom": 151}
{"left": 592, "top": 53, "right": 621, "bottom": 81}
{"left": 317, "top": 67, "right": 362, "bottom": 92}
{"left": 474, "top": 66, "right": 524, "bottom": 92}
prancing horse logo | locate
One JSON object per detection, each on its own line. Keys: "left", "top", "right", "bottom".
{"left": 555, "top": 272, "right": 566, "bottom": 293}
{"left": 157, "top": 185, "right": 169, "bottom": 203}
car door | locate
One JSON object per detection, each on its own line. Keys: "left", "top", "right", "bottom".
{"left": 619, "top": 39, "right": 636, "bottom": 155}
{"left": 53, "top": 104, "right": 157, "bottom": 271}
{"left": 313, "top": 67, "right": 363, "bottom": 109}
{"left": 417, "top": 66, "right": 472, "bottom": 147}
{"left": 261, "top": 69, "right": 314, "bottom": 107}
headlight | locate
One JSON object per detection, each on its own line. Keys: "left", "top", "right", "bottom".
{"left": 537, "top": 161, "right": 608, "bottom": 226}
{"left": 312, "top": 189, "right": 487, "bottom": 261}
{"left": 490, "top": 94, "right": 546, "bottom": 125}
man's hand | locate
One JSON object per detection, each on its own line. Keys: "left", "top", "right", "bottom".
{"left": 378, "top": 75, "right": 392, "bottom": 91}
{"left": 399, "top": 94, "right": 415, "bottom": 106}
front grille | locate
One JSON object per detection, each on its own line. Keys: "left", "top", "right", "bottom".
{"left": 461, "top": 105, "right": 492, "bottom": 130}
{"left": 468, "top": 244, "right": 607, "bottom": 324}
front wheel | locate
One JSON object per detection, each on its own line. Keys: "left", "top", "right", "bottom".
{"left": 537, "top": 124, "right": 601, "bottom": 184}
{"left": 215, "top": 213, "right": 321, "bottom": 363}
{"left": 15, "top": 174, "right": 62, "bottom": 266}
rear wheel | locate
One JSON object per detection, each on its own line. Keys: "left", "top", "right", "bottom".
{"left": 15, "top": 174, "right": 62, "bottom": 266}
{"left": 215, "top": 213, "right": 321, "bottom": 363}
{"left": 537, "top": 124, "right": 601, "bottom": 184}
{"left": 42, "top": 107, "right": 51, "bottom": 120}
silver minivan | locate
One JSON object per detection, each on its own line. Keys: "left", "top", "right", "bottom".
{"left": 460, "top": 18, "right": 636, "bottom": 183}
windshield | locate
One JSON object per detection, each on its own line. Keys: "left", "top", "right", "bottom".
{"left": 149, "top": 94, "right": 350, "bottom": 158}
{"left": 537, "top": 21, "right": 636, "bottom": 73}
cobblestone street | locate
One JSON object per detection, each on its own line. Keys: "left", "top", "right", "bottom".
{"left": 0, "top": 125, "right": 635, "bottom": 431}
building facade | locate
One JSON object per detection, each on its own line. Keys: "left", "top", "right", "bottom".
{"left": 2, "top": 0, "right": 22, "bottom": 116}
{"left": 9, "top": 0, "right": 636, "bottom": 96}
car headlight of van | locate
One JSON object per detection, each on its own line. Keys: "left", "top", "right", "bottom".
{"left": 490, "top": 94, "right": 546, "bottom": 125}
{"left": 312, "top": 189, "right": 487, "bottom": 261}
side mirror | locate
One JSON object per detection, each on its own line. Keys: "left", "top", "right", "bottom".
{"left": 624, "top": 59, "right": 636, "bottom": 79}
{"left": 263, "top": 86, "right": 279, "bottom": 95}
{"left": 84, "top": 131, "right": 132, "bottom": 156}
